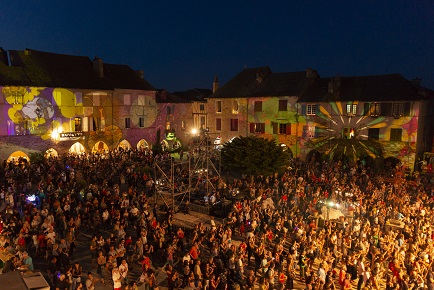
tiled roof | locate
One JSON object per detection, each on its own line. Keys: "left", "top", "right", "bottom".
{"left": 0, "top": 49, "right": 155, "bottom": 90}
{"left": 172, "top": 88, "right": 211, "bottom": 102}
{"left": 157, "top": 88, "right": 211, "bottom": 103}
{"left": 156, "top": 89, "right": 187, "bottom": 103}
{"left": 299, "top": 74, "right": 434, "bottom": 103}
{"left": 209, "top": 67, "right": 317, "bottom": 98}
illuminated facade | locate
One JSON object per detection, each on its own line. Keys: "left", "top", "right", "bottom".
{"left": 208, "top": 67, "right": 434, "bottom": 170}
{"left": 0, "top": 48, "right": 157, "bottom": 161}
{"left": 155, "top": 89, "right": 210, "bottom": 151}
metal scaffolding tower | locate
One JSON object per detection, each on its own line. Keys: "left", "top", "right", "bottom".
{"left": 153, "top": 129, "right": 221, "bottom": 213}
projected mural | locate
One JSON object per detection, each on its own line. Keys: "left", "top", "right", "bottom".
{"left": 1, "top": 86, "right": 128, "bottom": 150}
{"left": 300, "top": 101, "right": 418, "bottom": 168}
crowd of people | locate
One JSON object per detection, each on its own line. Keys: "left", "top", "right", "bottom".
{"left": 0, "top": 147, "right": 433, "bottom": 290}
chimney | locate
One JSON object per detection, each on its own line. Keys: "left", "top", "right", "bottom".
{"left": 306, "top": 68, "right": 319, "bottom": 79}
{"left": 93, "top": 57, "right": 104, "bottom": 78}
{"left": 328, "top": 76, "right": 341, "bottom": 94}
{"left": 256, "top": 70, "right": 264, "bottom": 83}
{"left": 136, "top": 70, "right": 144, "bottom": 79}
{"left": 212, "top": 75, "right": 219, "bottom": 93}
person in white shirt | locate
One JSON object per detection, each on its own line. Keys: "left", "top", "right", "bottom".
{"left": 112, "top": 267, "right": 122, "bottom": 290}
{"left": 119, "top": 259, "right": 129, "bottom": 285}
{"left": 357, "top": 257, "right": 366, "bottom": 290}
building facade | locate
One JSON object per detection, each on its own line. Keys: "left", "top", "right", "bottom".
{"left": 208, "top": 67, "right": 434, "bottom": 170}
{"left": 0, "top": 48, "right": 157, "bottom": 161}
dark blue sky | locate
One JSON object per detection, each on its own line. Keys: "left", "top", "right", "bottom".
{"left": 1, "top": 1, "right": 433, "bottom": 92}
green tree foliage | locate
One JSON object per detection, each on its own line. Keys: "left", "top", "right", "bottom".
{"left": 221, "top": 136, "right": 291, "bottom": 176}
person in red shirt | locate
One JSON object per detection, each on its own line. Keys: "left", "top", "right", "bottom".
{"left": 189, "top": 242, "right": 199, "bottom": 261}
{"left": 17, "top": 233, "right": 26, "bottom": 251}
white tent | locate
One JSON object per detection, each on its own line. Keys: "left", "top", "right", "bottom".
{"left": 320, "top": 206, "right": 344, "bottom": 220}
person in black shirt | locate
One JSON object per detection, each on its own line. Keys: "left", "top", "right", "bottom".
{"left": 56, "top": 273, "right": 69, "bottom": 290}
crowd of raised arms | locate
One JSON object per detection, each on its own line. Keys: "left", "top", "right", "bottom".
{"left": 0, "top": 148, "right": 433, "bottom": 290}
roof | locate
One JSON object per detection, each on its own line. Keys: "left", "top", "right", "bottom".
{"left": 172, "top": 88, "right": 211, "bottom": 102}
{"left": 209, "top": 66, "right": 317, "bottom": 98}
{"left": 156, "top": 90, "right": 187, "bottom": 103}
{"left": 299, "top": 74, "right": 434, "bottom": 103}
{"left": 0, "top": 48, "right": 155, "bottom": 90}
{"left": 156, "top": 88, "right": 212, "bottom": 103}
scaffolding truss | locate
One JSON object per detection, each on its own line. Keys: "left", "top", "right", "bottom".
{"left": 153, "top": 131, "right": 222, "bottom": 213}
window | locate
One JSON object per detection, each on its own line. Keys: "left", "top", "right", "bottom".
{"left": 250, "top": 123, "right": 265, "bottom": 134}
{"left": 368, "top": 128, "right": 380, "bottom": 140}
{"left": 181, "top": 121, "right": 185, "bottom": 130}
{"left": 254, "top": 101, "right": 262, "bottom": 112}
{"left": 13, "top": 120, "right": 29, "bottom": 135}
{"left": 216, "top": 118, "right": 222, "bottom": 131}
{"left": 230, "top": 119, "right": 238, "bottom": 131}
{"left": 166, "top": 122, "right": 171, "bottom": 130}
{"left": 74, "top": 117, "right": 82, "bottom": 132}
{"left": 147, "top": 96, "right": 156, "bottom": 106}
{"left": 342, "top": 127, "right": 355, "bottom": 139}
{"left": 370, "top": 103, "right": 381, "bottom": 116}
{"left": 123, "top": 94, "right": 131, "bottom": 105}
{"left": 303, "top": 125, "right": 318, "bottom": 138}
{"left": 139, "top": 117, "right": 145, "bottom": 128}
{"left": 125, "top": 117, "right": 131, "bottom": 129}
{"left": 278, "top": 100, "right": 287, "bottom": 111}
{"left": 138, "top": 95, "right": 145, "bottom": 106}
{"left": 200, "top": 104, "right": 205, "bottom": 111}
{"left": 216, "top": 100, "right": 222, "bottom": 113}
{"left": 167, "top": 106, "right": 172, "bottom": 115}
{"left": 392, "top": 103, "right": 404, "bottom": 117}
{"left": 232, "top": 101, "right": 239, "bottom": 114}
{"left": 279, "top": 123, "right": 291, "bottom": 134}
{"left": 273, "top": 122, "right": 291, "bottom": 134}
{"left": 390, "top": 128, "right": 402, "bottom": 141}
{"left": 346, "top": 104, "right": 357, "bottom": 115}
{"left": 306, "top": 104, "right": 316, "bottom": 115}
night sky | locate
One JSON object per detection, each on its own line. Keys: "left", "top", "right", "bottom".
{"left": 1, "top": 1, "right": 433, "bottom": 92}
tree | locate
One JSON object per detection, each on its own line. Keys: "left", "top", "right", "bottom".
{"left": 221, "top": 136, "right": 291, "bottom": 176}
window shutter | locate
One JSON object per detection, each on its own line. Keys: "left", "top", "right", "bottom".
{"left": 316, "top": 104, "right": 321, "bottom": 115}
{"left": 286, "top": 123, "right": 291, "bottom": 135}
{"left": 261, "top": 123, "right": 265, "bottom": 133}
{"left": 364, "top": 103, "right": 370, "bottom": 116}
{"left": 272, "top": 122, "right": 278, "bottom": 134}
{"left": 301, "top": 104, "right": 306, "bottom": 115}
{"left": 302, "top": 126, "right": 308, "bottom": 137}
{"left": 382, "top": 103, "right": 392, "bottom": 116}
{"left": 404, "top": 102, "right": 411, "bottom": 116}
{"left": 314, "top": 127, "right": 320, "bottom": 138}
{"left": 250, "top": 123, "right": 255, "bottom": 133}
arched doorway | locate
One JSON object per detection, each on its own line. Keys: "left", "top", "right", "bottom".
{"left": 118, "top": 140, "right": 131, "bottom": 151}
{"left": 7, "top": 151, "right": 30, "bottom": 164}
{"left": 136, "top": 139, "right": 149, "bottom": 150}
{"left": 69, "top": 142, "right": 86, "bottom": 154}
{"left": 92, "top": 141, "right": 108, "bottom": 153}
{"left": 45, "top": 148, "right": 58, "bottom": 158}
